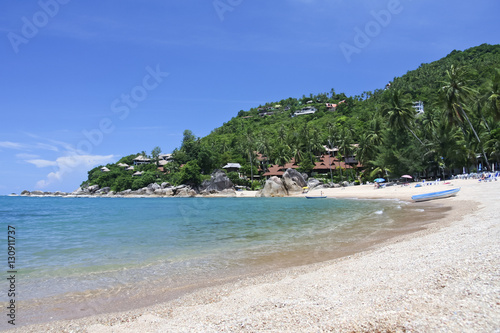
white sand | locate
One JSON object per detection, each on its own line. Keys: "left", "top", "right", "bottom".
{"left": 9, "top": 179, "right": 500, "bottom": 332}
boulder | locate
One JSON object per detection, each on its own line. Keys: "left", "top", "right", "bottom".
{"left": 20, "top": 190, "right": 30, "bottom": 196}
{"left": 172, "top": 185, "right": 188, "bottom": 195}
{"left": 175, "top": 187, "right": 196, "bottom": 197}
{"left": 137, "top": 187, "right": 153, "bottom": 195}
{"left": 120, "top": 189, "right": 132, "bottom": 196}
{"left": 73, "top": 187, "right": 86, "bottom": 195}
{"left": 257, "top": 176, "right": 287, "bottom": 197}
{"left": 96, "top": 187, "right": 110, "bottom": 194}
{"left": 87, "top": 185, "right": 100, "bottom": 194}
{"left": 307, "top": 178, "right": 323, "bottom": 190}
{"left": 148, "top": 183, "right": 161, "bottom": 191}
{"left": 53, "top": 191, "right": 67, "bottom": 196}
{"left": 161, "top": 182, "right": 172, "bottom": 189}
{"left": 199, "top": 169, "right": 234, "bottom": 193}
{"left": 282, "top": 168, "right": 307, "bottom": 193}
{"left": 154, "top": 188, "right": 174, "bottom": 196}
{"left": 163, "top": 188, "right": 174, "bottom": 196}
{"left": 30, "top": 190, "right": 44, "bottom": 196}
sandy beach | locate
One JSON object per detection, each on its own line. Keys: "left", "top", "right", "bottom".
{"left": 8, "top": 178, "right": 500, "bottom": 332}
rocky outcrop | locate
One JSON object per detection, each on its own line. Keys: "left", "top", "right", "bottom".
{"left": 87, "top": 185, "right": 100, "bottom": 194}
{"left": 307, "top": 178, "right": 323, "bottom": 190}
{"left": 257, "top": 176, "right": 287, "bottom": 197}
{"left": 199, "top": 169, "right": 234, "bottom": 194}
{"left": 258, "top": 169, "right": 309, "bottom": 197}
{"left": 174, "top": 186, "right": 197, "bottom": 197}
{"left": 96, "top": 187, "right": 110, "bottom": 195}
{"left": 148, "top": 183, "right": 161, "bottom": 191}
{"left": 30, "top": 190, "right": 44, "bottom": 196}
{"left": 282, "top": 168, "right": 307, "bottom": 193}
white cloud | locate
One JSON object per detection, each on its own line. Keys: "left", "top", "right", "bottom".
{"left": 33, "top": 154, "right": 116, "bottom": 189}
{"left": 0, "top": 141, "right": 27, "bottom": 149}
{"left": 0, "top": 140, "right": 59, "bottom": 152}
{"left": 26, "top": 159, "right": 58, "bottom": 168}
{"left": 16, "top": 153, "right": 40, "bottom": 159}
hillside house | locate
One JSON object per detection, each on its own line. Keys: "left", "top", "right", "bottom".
{"left": 133, "top": 155, "right": 151, "bottom": 165}
{"left": 223, "top": 163, "right": 241, "bottom": 173}
{"left": 413, "top": 101, "right": 424, "bottom": 115}
{"left": 292, "top": 107, "right": 317, "bottom": 117}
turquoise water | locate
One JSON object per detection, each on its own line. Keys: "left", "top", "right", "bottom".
{"left": 1, "top": 196, "right": 410, "bottom": 302}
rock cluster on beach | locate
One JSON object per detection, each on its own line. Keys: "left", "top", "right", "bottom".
{"left": 257, "top": 168, "right": 342, "bottom": 197}
{"left": 18, "top": 168, "right": 353, "bottom": 198}
{"left": 19, "top": 169, "right": 237, "bottom": 198}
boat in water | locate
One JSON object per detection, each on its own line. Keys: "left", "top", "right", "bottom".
{"left": 305, "top": 196, "right": 327, "bottom": 199}
{"left": 411, "top": 187, "right": 460, "bottom": 202}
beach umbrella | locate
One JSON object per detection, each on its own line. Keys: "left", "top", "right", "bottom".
{"left": 401, "top": 175, "right": 412, "bottom": 183}
{"left": 374, "top": 178, "right": 385, "bottom": 183}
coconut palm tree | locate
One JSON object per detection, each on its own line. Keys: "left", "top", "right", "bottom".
{"left": 485, "top": 68, "right": 500, "bottom": 121}
{"left": 381, "top": 89, "right": 425, "bottom": 146}
{"left": 337, "top": 127, "right": 355, "bottom": 180}
{"left": 441, "top": 64, "right": 490, "bottom": 170}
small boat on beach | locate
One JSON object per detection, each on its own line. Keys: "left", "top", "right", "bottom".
{"left": 305, "top": 196, "right": 327, "bottom": 199}
{"left": 411, "top": 187, "right": 460, "bottom": 202}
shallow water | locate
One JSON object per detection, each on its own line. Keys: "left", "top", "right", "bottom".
{"left": 0, "top": 196, "right": 444, "bottom": 326}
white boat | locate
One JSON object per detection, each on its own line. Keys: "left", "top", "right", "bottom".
{"left": 411, "top": 188, "right": 460, "bottom": 202}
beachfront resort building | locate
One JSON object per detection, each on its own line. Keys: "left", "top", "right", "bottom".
{"left": 262, "top": 152, "right": 361, "bottom": 178}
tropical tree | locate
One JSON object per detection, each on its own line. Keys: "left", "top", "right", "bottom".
{"left": 485, "top": 68, "right": 500, "bottom": 121}
{"left": 151, "top": 146, "right": 162, "bottom": 166}
{"left": 381, "top": 89, "right": 425, "bottom": 146}
{"left": 441, "top": 65, "right": 490, "bottom": 170}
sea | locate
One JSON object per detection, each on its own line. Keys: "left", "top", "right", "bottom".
{"left": 0, "top": 196, "right": 444, "bottom": 327}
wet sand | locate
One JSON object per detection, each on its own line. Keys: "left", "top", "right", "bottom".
{"left": 7, "top": 178, "right": 500, "bottom": 332}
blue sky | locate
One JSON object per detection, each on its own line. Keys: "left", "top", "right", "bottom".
{"left": 1, "top": 0, "right": 499, "bottom": 194}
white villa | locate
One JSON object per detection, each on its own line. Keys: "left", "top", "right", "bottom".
{"left": 292, "top": 106, "right": 317, "bottom": 117}
{"left": 133, "top": 155, "right": 151, "bottom": 165}
{"left": 413, "top": 101, "right": 424, "bottom": 115}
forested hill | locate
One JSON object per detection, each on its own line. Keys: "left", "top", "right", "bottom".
{"left": 84, "top": 43, "right": 500, "bottom": 191}
{"left": 390, "top": 43, "right": 500, "bottom": 106}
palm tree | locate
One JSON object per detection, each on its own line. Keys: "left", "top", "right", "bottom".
{"left": 381, "top": 90, "right": 425, "bottom": 146}
{"left": 441, "top": 65, "right": 490, "bottom": 170}
{"left": 337, "top": 127, "right": 355, "bottom": 180}
{"left": 272, "top": 145, "right": 292, "bottom": 166}
{"left": 485, "top": 68, "right": 500, "bottom": 121}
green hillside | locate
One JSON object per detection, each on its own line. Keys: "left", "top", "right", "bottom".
{"left": 83, "top": 43, "right": 500, "bottom": 191}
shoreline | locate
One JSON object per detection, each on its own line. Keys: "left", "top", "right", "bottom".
{"left": 7, "top": 179, "right": 500, "bottom": 332}
{"left": 12, "top": 178, "right": 474, "bottom": 200}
